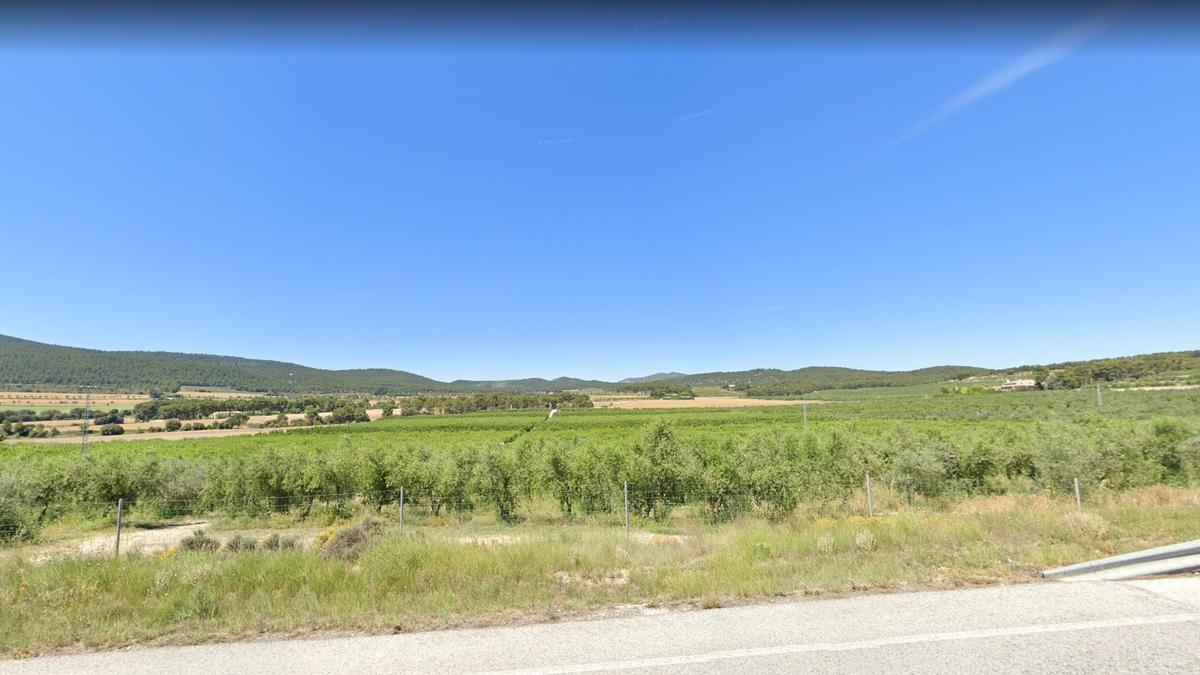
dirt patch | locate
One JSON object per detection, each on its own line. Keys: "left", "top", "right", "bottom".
{"left": 176, "top": 390, "right": 258, "bottom": 399}
{"left": 17, "top": 522, "right": 212, "bottom": 563}
{"left": 593, "top": 396, "right": 821, "bottom": 409}
{"left": 0, "top": 391, "right": 149, "bottom": 409}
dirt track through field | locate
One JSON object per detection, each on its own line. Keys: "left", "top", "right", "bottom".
{"left": 593, "top": 396, "right": 822, "bottom": 409}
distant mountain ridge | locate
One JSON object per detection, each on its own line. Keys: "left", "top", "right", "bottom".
{"left": 3, "top": 333, "right": 1192, "bottom": 396}
{"left": 619, "top": 372, "right": 689, "bottom": 384}
{"left": 0, "top": 334, "right": 596, "bottom": 395}
{"left": 650, "top": 365, "right": 993, "bottom": 388}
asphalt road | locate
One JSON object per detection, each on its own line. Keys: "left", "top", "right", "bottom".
{"left": 5, "top": 577, "right": 1200, "bottom": 674}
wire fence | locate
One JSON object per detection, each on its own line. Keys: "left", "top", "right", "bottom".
{"left": 0, "top": 474, "right": 1121, "bottom": 552}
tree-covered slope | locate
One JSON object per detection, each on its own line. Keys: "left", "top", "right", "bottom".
{"left": 654, "top": 365, "right": 994, "bottom": 389}
{"left": 0, "top": 334, "right": 449, "bottom": 394}
{"left": 4, "top": 333, "right": 1190, "bottom": 397}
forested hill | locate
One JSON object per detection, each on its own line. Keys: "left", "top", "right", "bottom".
{"left": 3, "top": 334, "right": 1192, "bottom": 396}
{"left": 648, "top": 365, "right": 994, "bottom": 390}
{"left": 635, "top": 352, "right": 1200, "bottom": 395}
{"left": 0, "top": 334, "right": 443, "bottom": 394}
{"left": 0, "top": 335, "right": 599, "bottom": 394}
{"left": 2, "top": 334, "right": 985, "bottom": 395}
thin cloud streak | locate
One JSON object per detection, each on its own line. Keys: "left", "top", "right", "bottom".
{"left": 894, "top": 5, "right": 1125, "bottom": 144}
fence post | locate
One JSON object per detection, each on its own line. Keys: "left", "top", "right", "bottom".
{"left": 1074, "top": 477, "right": 1082, "bottom": 512}
{"left": 865, "top": 473, "right": 874, "bottom": 518}
{"left": 624, "top": 481, "right": 630, "bottom": 535}
{"left": 803, "top": 402, "right": 808, "bottom": 430}
{"left": 115, "top": 497, "right": 125, "bottom": 557}
{"left": 399, "top": 486, "right": 405, "bottom": 532}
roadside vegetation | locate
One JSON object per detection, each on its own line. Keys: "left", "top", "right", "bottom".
{"left": 2, "top": 486, "right": 1198, "bottom": 657}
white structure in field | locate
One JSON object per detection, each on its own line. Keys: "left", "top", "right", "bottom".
{"left": 995, "top": 379, "right": 1037, "bottom": 392}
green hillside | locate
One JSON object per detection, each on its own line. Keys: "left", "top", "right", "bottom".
{"left": 0, "top": 335, "right": 448, "bottom": 394}
{"left": 3, "top": 334, "right": 1193, "bottom": 397}
{"left": 651, "top": 365, "right": 993, "bottom": 390}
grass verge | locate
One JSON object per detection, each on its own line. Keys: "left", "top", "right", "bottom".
{"left": 3, "top": 492, "right": 1199, "bottom": 658}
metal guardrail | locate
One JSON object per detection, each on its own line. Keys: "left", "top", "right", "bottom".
{"left": 1043, "top": 539, "right": 1200, "bottom": 581}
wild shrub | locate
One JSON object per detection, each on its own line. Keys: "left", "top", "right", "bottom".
{"left": 100, "top": 423, "right": 124, "bottom": 436}
{"left": 179, "top": 530, "right": 221, "bottom": 552}
{"left": 320, "top": 518, "right": 384, "bottom": 559}
{"left": 223, "top": 534, "right": 259, "bottom": 553}
{"left": 262, "top": 532, "right": 298, "bottom": 551}
{"left": 0, "top": 476, "right": 38, "bottom": 543}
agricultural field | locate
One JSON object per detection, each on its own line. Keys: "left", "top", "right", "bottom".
{"left": 0, "top": 391, "right": 149, "bottom": 411}
{"left": 1, "top": 385, "right": 1198, "bottom": 655}
{"left": 4, "top": 387, "right": 1198, "bottom": 534}
{"left": 592, "top": 396, "right": 816, "bottom": 409}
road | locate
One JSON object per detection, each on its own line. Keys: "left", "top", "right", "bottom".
{"left": 4, "top": 578, "right": 1200, "bottom": 673}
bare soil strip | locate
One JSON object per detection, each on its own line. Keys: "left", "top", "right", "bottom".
{"left": 592, "top": 396, "right": 821, "bottom": 409}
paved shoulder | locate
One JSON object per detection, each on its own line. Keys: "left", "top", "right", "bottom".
{"left": 5, "top": 579, "right": 1200, "bottom": 674}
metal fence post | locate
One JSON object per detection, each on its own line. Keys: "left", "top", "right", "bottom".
{"left": 624, "top": 481, "right": 630, "bottom": 535}
{"left": 803, "top": 402, "right": 808, "bottom": 430}
{"left": 865, "top": 473, "right": 874, "bottom": 518}
{"left": 115, "top": 497, "right": 125, "bottom": 557}
{"left": 1074, "top": 477, "right": 1083, "bottom": 512}
{"left": 399, "top": 486, "right": 405, "bottom": 532}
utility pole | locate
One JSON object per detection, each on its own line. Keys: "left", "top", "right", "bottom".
{"left": 80, "top": 389, "right": 91, "bottom": 453}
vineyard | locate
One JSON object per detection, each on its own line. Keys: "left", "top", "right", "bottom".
{"left": 2, "top": 386, "right": 1198, "bottom": 541}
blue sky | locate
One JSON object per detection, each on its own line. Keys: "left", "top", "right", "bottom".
{"left": 3, "top": 10, "right": 1199, "bottom": 381}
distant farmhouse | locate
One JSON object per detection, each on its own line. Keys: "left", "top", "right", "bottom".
{"left": 995, "top": 379, "right": 1037, "bottom": 392}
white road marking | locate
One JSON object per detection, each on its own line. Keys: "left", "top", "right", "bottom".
{"left": 479, "top": 613, "right": 1200, "bottom": 674}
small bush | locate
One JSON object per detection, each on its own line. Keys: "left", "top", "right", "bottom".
{"left": 100, "top": 424, "right": 124, "bottom": 436}
{"left": 0, "top": 477, "right": 37, "bottom": 543}
{"left": 319, "top": 518, "right": 384, "bottom": 559}
{"left": 179, "top": 529, "right": 221, "bottom": 552}
{"left": 854, "top": 530, "right": 876, "bottom": 551}
{"left": 164, "top": 419, "right": 182, "bottom": 432}
{"left": 816, "top": 533, "right": 836, "bottom": 554}
{"left": 1065, "top": 512, "right": 1110, "bottom": 539}
{"left": 223, "top": 534, "right": 258, "bottom": 553}
{"left": 262, "top": 532, "right": 298, "bottom": 551}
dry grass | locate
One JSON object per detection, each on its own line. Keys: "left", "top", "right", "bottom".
{"left": 175, "top": 390, "right": 256, "bottom": 400}
{"left": 3, "top": 490, "right": 1199, "bottom": 658}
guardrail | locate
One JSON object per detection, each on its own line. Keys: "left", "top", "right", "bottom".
{"left": 1043, "top": 539, "right": 1200, "bottom": 581}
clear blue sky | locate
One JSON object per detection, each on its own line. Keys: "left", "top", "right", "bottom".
{"left": 3, "top": 8, "right": 1198, "bottom": 381}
